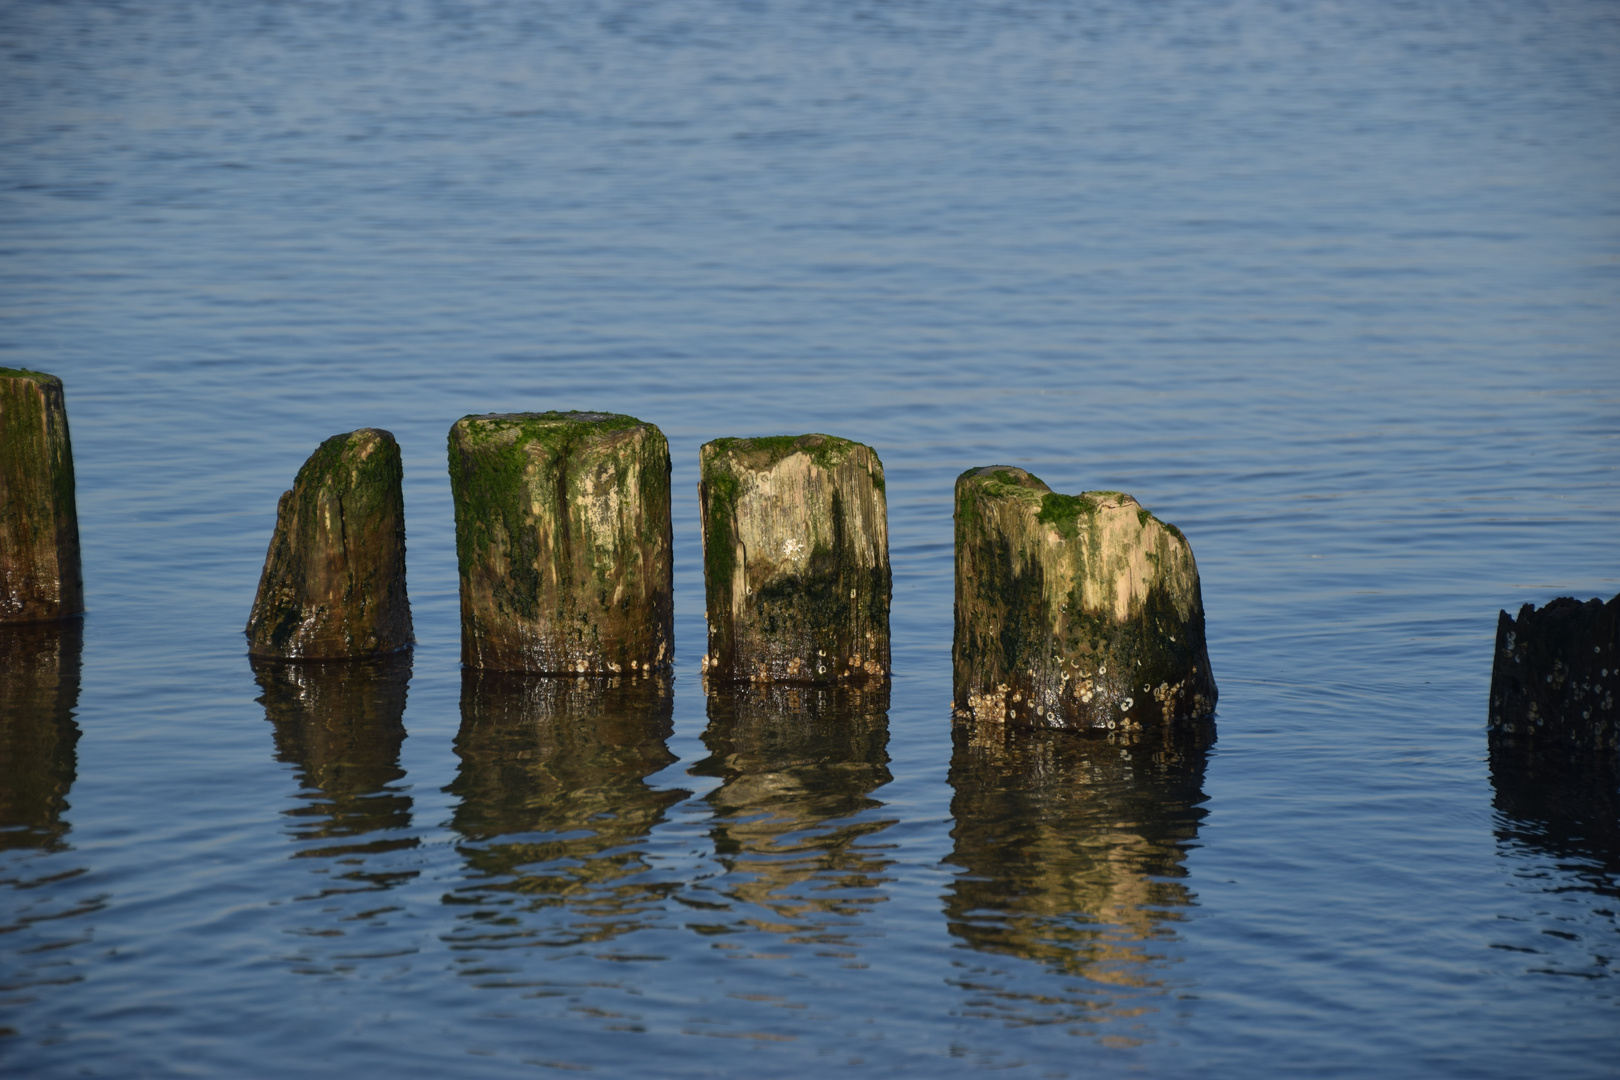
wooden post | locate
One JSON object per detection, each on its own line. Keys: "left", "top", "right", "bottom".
{"left": 246, "top": 428, "right": 413, "bottom": 659}
{"left": 698, "top": 434, "right": 890, "bottom": 684}
{"left": 1488, "top": 593, "right": 1619, "bottom": 773}
{"left": 448, "top": 411, "right": 673, "bottom": 674}
{"left": 953, "top": 467, "right": 1215, "bottom": 738}
{"left": 1, "top": 368, "right": 82, "bottom": 623}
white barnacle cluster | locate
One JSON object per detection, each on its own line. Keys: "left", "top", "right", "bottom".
{"left": 965, "top": 683, "right": 1014, "bottom": 723}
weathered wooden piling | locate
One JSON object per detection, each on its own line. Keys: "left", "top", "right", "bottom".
{"left": 1487, "top": 593, "right": 1619, "bottom": 774}
{"left": 246, "top": 428, "right": 413, "bottom": 660}
{"left": 1, "top": 368, "right": 82, "bottom": 623}
{"left": 698, "top": 434, "right": 890, "bottom": 684}
{"left": 448, "top": 411, "right": 673, "bottom": 674}
{"left": 953, "top": 467, "right": 1214, "bottom": 739}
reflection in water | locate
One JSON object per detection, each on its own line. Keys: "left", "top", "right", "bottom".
{"left": 445, "top": 672, "right": 687, "bottom": 958}
{"left": 0, "top": 620, "right": 102, "bottom": 1024}
{"left": 0, "top": 620, "right": 83, "bottom": 852}
{"left": 944, "top": 722, "right": 1209, "bottom": 1038}
{"left": 686, "top": 681, "right": 895, "bottom": 949}
{"left": 253, "top": 653, "right": 418, "bottom": 901}
{"left": 1488, "top": 752, "right": 1619, "bottom": 980}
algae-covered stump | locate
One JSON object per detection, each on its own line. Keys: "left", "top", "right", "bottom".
{"left": 699, "top": 434, "right": 890, "bottom": 684}
{"left": 1488, "top": 593, "right": 1619, "bottom": 774}
{"left": 448, "top": 411, "right": 673, "bottom": 674}
{"left": 953, "top": 467, "right": 1214, "bottom": 738}
{"left": 1, "top": 368, "right": 82, "bottom": 623}
{"left": 246, "top": 428, "right": 413, "bottom": 660}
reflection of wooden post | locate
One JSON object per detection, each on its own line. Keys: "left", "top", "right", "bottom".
{"left": 252, "top": 654, "right": 413, "bottom": 842}
{"left": 953, "top": 467, "right": 1215, "bottom": 738}
{"left": 0, "top": 620, "right": 83, "bottom": 851}
{"left": 246, "top": 429, "right": 413, "bottom": 660}
{"left": 698, "top": 434, "right": 890, "bottom": 684}
{"left": 1488, "top": 594, "right": 1619, "bottom": 774}
{"left": 448, "top": 412, "right": 673, "bottom": 674}
{"left": 944, "top": 724, "right": 1207, "bottom": 1006}
{"left": 447, "top": 671, "right": 684, "bottom": 930}
{"left": 1, "top": 369, "right": 82, "bottom": 623}
{"left": 689, "top": 681, "right": 893, "bottom": 931}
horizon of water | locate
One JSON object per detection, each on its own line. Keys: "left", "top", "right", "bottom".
{"left": 1, "top": 1, "right": 1617, "bottom": 1076}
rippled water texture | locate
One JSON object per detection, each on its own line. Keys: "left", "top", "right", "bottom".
{"left": 2, "top": 1, "right": 1617, "bottom": 1076}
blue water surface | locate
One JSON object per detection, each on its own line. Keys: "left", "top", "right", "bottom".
{"left": 1, "top": 1, "right": 1617, "bottom": 1076}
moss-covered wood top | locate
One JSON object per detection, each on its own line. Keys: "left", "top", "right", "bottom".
{"left": 0, "top": 368, "right": 63, "bottom": 386}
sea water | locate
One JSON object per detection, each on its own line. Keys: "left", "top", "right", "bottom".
{"left": 1, "top": 1, "right": 1616, "bottom": 1075}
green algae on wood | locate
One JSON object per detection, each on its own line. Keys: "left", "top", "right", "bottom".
{"left": 698, "top": 434, "right": 890, "bottom": 684}
{"left": 448, "top": 411, "right": 673, "bottom": 674}
{"left": 953, "top": 466, "right": 1215, "bottom": 739}
{"left": 1487, "top": 593, "right": 1619, "bottom": 778}
{"left": 0, "top": 368, "right": 83, "bottom": 623}
{"left": 246, "top": 428, "right": 413, "bottom": 660}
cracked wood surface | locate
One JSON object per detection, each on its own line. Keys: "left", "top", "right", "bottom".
{"left": 246, "top": 428, "right": 413, "bottom": 659}
{"left": 953, "top": 466, "right": 1214, "bottom": 740}
{"left": 0, "top": 369, "right": 82, "bottom": 623}
{"left": 699, "top": 434, "right": 890, "bottom": 684}
{"left": 449, "top": 411, "right": 673, "bottom": 674}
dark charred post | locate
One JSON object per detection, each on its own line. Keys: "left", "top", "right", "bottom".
{"left": 0, "top": 368, "right": 82, "bottom": 623}
{"left": 447, "top": 411, "right": 673, "bottom": 674}
{"left": 698, "top": 434, "right": 890, "bottom": 684}
{"left": 246, "top": 429, "right": 413, "bottom": 660}
{"left": 952, "top": 467, "right": 1215, "bottom": 740}
{"left": 1487, "top": 594, "right": 1619, "bottom": 775}
{"left": 0, "top": 619, "right": 83, "bottom": 851}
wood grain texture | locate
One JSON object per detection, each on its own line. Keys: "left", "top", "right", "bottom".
{"left": 699, "top": 434, "right": 890, "bottom": 684}
{"left": 246, "top": 428, "right": 413, "bottom": 659}
{"left": 0, "top": 369, "right": 82, "bottom": 623}
{"left": 953, "top": 466, "right": 1214, "bottom": 741}
{"left": 449, "top": 411, "right": 672, "bottom": 674}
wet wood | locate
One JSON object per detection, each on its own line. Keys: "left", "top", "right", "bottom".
{"left": 448, "top": 411, "right": 673, "bottom": 674}
{"left": 245, "top": 428, "right": 413, "bottom": 659}
{"left": 1488, "top": 593, "right": 1618, "bottom": 776}
{"left": 698, "top": 434, "right": 890, "bottom": 684}
{"left": 0, "top": 368, "right": 82, "bottom": 623}
{"left": 952, "top": 466, "right": 1215, "bottom": 739}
